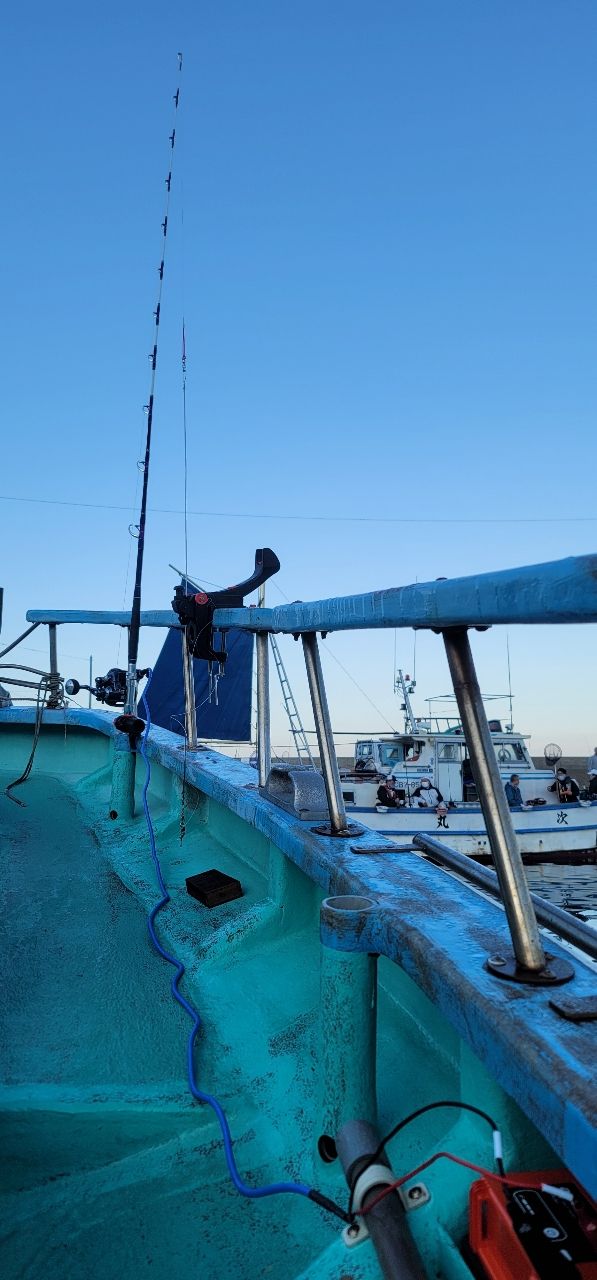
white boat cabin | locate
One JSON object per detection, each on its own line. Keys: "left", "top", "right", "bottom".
{"left": 342, "top": 722, "right": 541, "bottom": 807}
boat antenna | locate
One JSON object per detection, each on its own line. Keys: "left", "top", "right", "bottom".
{"left": 125, "top": 53, "right": 183, "bottom": 715}
{"left": 395, "top": 668, "right": 418, "bottom": 735}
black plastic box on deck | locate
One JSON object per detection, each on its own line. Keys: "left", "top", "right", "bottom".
{"left": 185, "top": 869, "right": 243, "bottom": 909}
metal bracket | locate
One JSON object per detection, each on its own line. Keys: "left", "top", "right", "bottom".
{"left": 486, "top": 951, "right": 574, "bottom": 986}
{"left": 398, "top": 1181, "right": 430, "bottom": 1211}
{"left": 342, "top": 1218, "right": 369, "bottom": 1249}
{"left": 311, "top": 821, "right": 364, "bottom": 838}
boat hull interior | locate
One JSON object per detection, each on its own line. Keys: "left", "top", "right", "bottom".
{"left": 1, "top": 713, "right": 593, "bottom": 1279}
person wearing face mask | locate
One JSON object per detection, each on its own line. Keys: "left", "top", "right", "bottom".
{"left": 549, "top": 768, "right": 580, "bottom": 803}
{"left": 411, "top": 778, "right": 443, "bottom": 807}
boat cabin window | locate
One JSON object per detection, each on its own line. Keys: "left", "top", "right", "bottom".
{"left": 495, "top": 741, "right": 526, "bottom": 764}
{"left": 355, "top": 741, "right": 377, "bottom": 771}
{"left": 379, "top": 744, "right": 405, "bottom": 767}
{"left": 437, "top": 742, "right": 462, "bottom": 762}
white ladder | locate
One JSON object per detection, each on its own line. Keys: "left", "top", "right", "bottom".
{"left": 269, "top": 634, "right": 315, "bottom": 768}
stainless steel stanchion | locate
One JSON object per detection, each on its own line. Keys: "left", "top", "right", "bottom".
{"left": 442, "top": 627, "right": 572, "bottom": 984}
{"left": 301, "top": 631, "right": 351, "bottom": 835}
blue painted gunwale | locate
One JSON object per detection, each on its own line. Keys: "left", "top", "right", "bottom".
{"left": 25, "top": 552, "right": 597, "bottom": 633}
{"left": 2, "top": 705, "right": 595, "bottom": 1197}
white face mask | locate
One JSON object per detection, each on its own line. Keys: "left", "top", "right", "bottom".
{"left": 421, "top": 781, "right": 430, "bottom": 789}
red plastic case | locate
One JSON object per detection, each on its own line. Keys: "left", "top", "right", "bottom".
{"left": 468, "top": 1169, "right": 597, "bottom": 1280}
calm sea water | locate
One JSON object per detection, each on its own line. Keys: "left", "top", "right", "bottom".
{"left": 525, "top": 863, "right": 597, "bottom": 928}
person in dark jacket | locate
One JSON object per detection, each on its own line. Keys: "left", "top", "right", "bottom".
{"left": 377, "top": 778, "right": 401, "bottom": 808}
{"left": 505, "top": 774, "right": 523, "bottom": 807}
{"left": 549, "top": 769, "right": 580, "bottom": 803}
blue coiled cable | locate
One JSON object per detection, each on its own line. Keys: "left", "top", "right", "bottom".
{"left": 139, "top": 673, "right": 311, "bottom": 1203}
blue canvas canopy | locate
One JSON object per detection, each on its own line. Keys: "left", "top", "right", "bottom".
{"left": 141, "top": 581, "right": 254, "bottom": 742}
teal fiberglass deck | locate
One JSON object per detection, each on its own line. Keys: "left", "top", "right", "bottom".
{"left": 0, "top": 713, "right": 594, "bottom": 1279}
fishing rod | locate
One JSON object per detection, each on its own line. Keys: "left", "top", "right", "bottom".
{"left": 124, "top": 53, "right": 183, "bottom": 715}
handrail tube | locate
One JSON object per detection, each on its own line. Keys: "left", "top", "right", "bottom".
{"left": 442, "top": 627, "right": 545, "bottom": 972}
{"left": 413, "top": 833, "right": 597, "bottom": 962}
{"left": 25, "top": 553, "right": 597, "bottom": 634}
{"left": 26, "top": 609, "right": 180, "bottom": 627}
{"left": 0, "top": 676, "right": 51, "bottom": 690}
{"left": 214, "top": 554, "right": 597, "bottom": 634}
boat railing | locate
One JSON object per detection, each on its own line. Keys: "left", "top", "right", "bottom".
{"left": 0, "top": 620, "right": 64, "bottom": 708}
{"left": 413, "top": 831, "right": 597, "bottom": 964}
{"left": 23, "top": 551, "right": 597, "bottom": 985}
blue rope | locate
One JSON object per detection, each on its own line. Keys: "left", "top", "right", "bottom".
{"left": 139, "top": 672, "right": 311, "bottom": 1201}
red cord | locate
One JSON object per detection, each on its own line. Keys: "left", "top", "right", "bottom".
{"left": 360, "top": 1151, "right": 561, "bottom": 1215}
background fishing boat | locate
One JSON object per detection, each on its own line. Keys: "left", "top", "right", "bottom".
{"left": 339, "top": 672, "right": 597, "bottom": 861}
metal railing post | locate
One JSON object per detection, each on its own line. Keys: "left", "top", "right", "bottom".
{"left": 442, "top": 627, "right": 546, "bottom": 973}
{"left": 181, "top": 631, "right": 198, "bottom": 749}
{"left": 256, "top": 583, "right": 271, "bottom": 787}
{"left": 302, "top": 632, "right": 348, "bottom": 834}
{"left": 256, "top": 632, "right": 271, "bottom": 786}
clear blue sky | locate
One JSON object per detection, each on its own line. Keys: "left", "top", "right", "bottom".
{"left": 1, "top": 1, "right": 596, "bottom": 754}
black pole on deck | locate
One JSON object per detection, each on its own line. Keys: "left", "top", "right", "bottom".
{"left": 125, "top": 54, "right": 183, "bottom": 712}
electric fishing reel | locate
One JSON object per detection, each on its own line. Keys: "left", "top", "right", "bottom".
{"left": 172, "top": 548, "right": 280, "bottom": 662}
{"left": 65, "top": 667, "right": 149, "bottom": 707}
